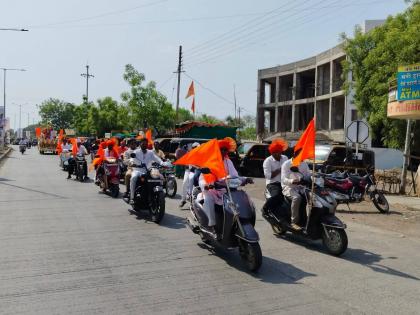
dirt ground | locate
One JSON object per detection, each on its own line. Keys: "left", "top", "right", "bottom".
{"left": 246, "top": 178, "right": 420, "bottom": 239}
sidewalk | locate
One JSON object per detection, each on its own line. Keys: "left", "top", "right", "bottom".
{"left": 0, "top": 146, "right": 12, "bottom": 163}
{"left": 386, "top": 195, "right": 420, "bottom": 211}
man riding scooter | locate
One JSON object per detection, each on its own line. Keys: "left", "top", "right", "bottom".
{"left": 67, "top": 139, "right": 89, "bottom": 179}
{"left": 122, "top": 139, "right": 138, "bottom": 198}
{"left": 281, "top": 148, "right": 311, "bottom": 231}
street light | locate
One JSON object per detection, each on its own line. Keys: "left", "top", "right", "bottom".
{"left": 1, "top": 68, "right": 26, "bottom": 146}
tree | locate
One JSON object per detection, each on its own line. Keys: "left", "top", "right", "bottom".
{"left": 342, "top": 1, "right": 420, "bottom": 148}
{"left": 197, "top": 114, "right": 222, "bottom": 124}
{"left": 121, "top": 64, "right": 176, "bottom": 132}
{"left": 38, "top": 98, "right": 76, "bottom": 130}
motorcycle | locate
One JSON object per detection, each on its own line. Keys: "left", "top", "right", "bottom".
{"left": 262, "top": 175, "right": 348, "bottom": 256}
{"left": 26, "top": 141, "right": 32, "bottom": 149}
{"left": 322, "top": 171, "right": 389, "bottom": 213}
{"left": 118, "top": 158, "right": 127, "bottom": 184}
{"left": 97, "top": 157, "right": 120, "bottom": 198}
{"left": 186, "top": 175, "right": 262, "bottom": 272}
{"left": 162, "top": 165, "right": 177, "bottom": 198}
{"left": 59, "top": 150, "right": 72, "bottom": 171}
{"left": 128, "top": 162, "right": 166, "bottom": 224}
{"left": 19, "top": 144, "right": 26, "bottom": 154}
{"left": 74, "top": 154, "right": 88, "bottom": 182}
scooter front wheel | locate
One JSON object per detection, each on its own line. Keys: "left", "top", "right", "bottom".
{"left": 322, "top": 228, "right": 348, "bottom": 256}
{"left": 239, "top": 241, "right": 262, "bottom": 272}
{"left": 110, "top": 184, "right": 119, "bottom": 198}
{"left": 165, "top": 178, "right": 177, "bottom": 198}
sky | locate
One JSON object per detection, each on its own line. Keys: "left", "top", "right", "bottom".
{"left": 0, "top": 0, "right": 409, "bottom": 130}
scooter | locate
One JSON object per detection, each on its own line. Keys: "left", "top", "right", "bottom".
{"left": 19, "top": 144, "right": 26, "bottom": 154}
{"left": 97, "top": 157, "right": 120, "bottom": 198}
{"left": 74, "top": 154, "right": 88, "bottom": 182}
{"left": 59, "top": 150, "right": 72, "bottom": 171}
{"left": 127, "top": 162, "right": 166, "bottom": 224}
{"left": 186, "top": 175, "right": 262, "bottom": 272}
{"left": 262, "top": 175, "right": 348, "bottom": 256}
{"left": 162, "top": 165, "right": 177, "bottom": 198}
{"left": 321, "top": 171, "right": 389, "bottom": 213}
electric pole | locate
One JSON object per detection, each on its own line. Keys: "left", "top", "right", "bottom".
{"left": 238, "top": 107, "right": 241, "bottom": 130}
{"left": 175, "top": 45, "right": 183, "bottom": 122}
{"left": 19, "top": 105, "right": 22, "bottom": 138}
{"left": 81, "top": 64, "right": 94, "bottom": 104}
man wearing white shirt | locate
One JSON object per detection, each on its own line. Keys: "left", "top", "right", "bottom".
{"left": 123, "top": 139, "right": 138, "bottom": 198}
{"left": 261, "top": 139, "right": 289, "bottom": 215}
{"left": 61, "top": 138, "right": 72, "bottom": 152}
{"left": 281, "top": 149, "right": 311, "bottom": 231}
{"left": 129, "top": 138, "right": 165, "bottom": 204}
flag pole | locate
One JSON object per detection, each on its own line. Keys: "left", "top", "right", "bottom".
{"left": 311, "top": 116, "right": 316, "bottom": 208}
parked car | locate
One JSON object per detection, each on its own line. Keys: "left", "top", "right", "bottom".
{"left": 165, "top": 138, "right": 211, "bottom": 160}
{"left": 311, "top": 144, "right": 375, "bottom": 174}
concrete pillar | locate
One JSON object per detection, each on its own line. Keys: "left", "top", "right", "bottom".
{"left": 328, "top": 97, "right": 332, "bottom": 130}
{"left": 275, "top": 76, "right": 280, "bottom": 103}
{"left": 291, "top": 71, "right": 297, "bottom": 132}
{"left": 274, "top": 106, "right": 279, "bottom": 132}
{"left": 330, "top": 60, "right": 334, "bottom": 94}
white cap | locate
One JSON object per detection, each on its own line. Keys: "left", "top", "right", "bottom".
{"left": 192, "top": 142, "right": 200, "bottom": 148}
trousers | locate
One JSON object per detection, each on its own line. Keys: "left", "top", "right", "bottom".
{"left": 125, "top": 168, "right": 132, "bottom": 192}
{"left": 284, "top": 188, "right": 303, "bottom": 224}
{"left": 130, "top": 169, "right": 143, "bottom": 201}
{"left": 263, "top": 182, "right": 284, "bottom": 211}
{"left": 181, "top": 169, "right": 195, "bottom": 201}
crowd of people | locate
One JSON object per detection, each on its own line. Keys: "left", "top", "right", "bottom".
{"left": 56, "top": 134, "right": 310, "bottom": 233}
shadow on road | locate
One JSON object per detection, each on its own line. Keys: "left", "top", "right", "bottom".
{"left": 128, "top": 209, "right": 186, "bottom": 229}
{"left": 0, "top": 177, "right": 13, "bottom": 182}
{"left": 336, "top": 209, "right": 401, "bottom": 216}
{"left": 197, "top": 242, "right": 316, "bottom": 283}
{"left": 342, "top": 248, "right": 420, "bottom": 281}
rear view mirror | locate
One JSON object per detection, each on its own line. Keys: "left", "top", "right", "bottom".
{"left": 130, "top": 153, "right": 136, "bottom": 158}
{"left": 290, "top": 166, "right": 299, "bottom": 172}
{"left": 201, "top": 167, "right": 211, "bottom": 174}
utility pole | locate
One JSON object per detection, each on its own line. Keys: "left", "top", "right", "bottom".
{"left": 19, "top": 105, "right": 22, "bottom": 138}
{"left": 81, "top": 64, "right": 94, "bottom": 104}
{"left": 175, "top": 45, "right": 183, "bottom": 122}
{"left": 233, "top": 84, "right": 237, "bottom": 121}
{"left": 238, "top": 107, "right": 242, "bottom": 129}
{"left": 400, "top": 119, "right": 412, "bottom": 194}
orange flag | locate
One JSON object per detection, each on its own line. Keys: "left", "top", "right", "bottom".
{"left": 70, "top": 138, "right": 78, "bottom": 156}
{"left": 292, "top": 118, "right": 315, "bottom": 167}
{"left": 173, "top": 139, "right": 226, "bottom": 180}
{"left": 35, "top": 127, "right": 41, "bottom": 138}
{"left": 191, "top": 97, "right": 195, "bottom": 114}
{"left": 185, "top": 81, "right": 195, "bottom": 99}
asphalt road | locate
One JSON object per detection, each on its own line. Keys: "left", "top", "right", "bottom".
{"left": 1, "top": 146, "right": 420, "bottom": 315}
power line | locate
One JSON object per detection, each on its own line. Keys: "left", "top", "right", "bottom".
{"left": 184, "top": 0, "right": 366, "bottom": 67}
{"left": 29, "top": 0, "right": 169, "bottom": 28}
{"left": 157, "top": 73, "right": 175, "bottom": 90}
{"left": 184, "top": 0, "right": 386, "bottom": 66}
{"left": 184, "top": 73, "right": 234, "bottom": 106}
{"left": 184, "top": 0, "right": 339, "bottom": 64}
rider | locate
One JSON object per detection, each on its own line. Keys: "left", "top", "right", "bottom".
{"left": 179, "top": 142, "right": 200, "bottom": 208}
{"left": 67, "top": 139, "right": 88, "bottom": 179}
{"left": 123, "top": 139, "right": 138, "bottom": 198}
{"left": 61, "top": 138, "right": 72, "bottom": 152}
{"left": 128, "top": 138, "right": 167, "bottom": 205}
{"left": 261, "top": 139, "right": 288, "bottom": 215}
{"left": 200, "top": 138, "right": 245, "bottom": 236}
{"left": 153, "top": 141, "right": 166, "bottom": 160}
{"left": 281, "top": 149, "right": 311, "bottom": 231}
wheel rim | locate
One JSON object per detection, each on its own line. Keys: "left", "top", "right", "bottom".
{"left": 166, "top": 180, "right": 175, "bottom": 195}
{"left": 325, "top": 229, "right": 342, "bottom": 252}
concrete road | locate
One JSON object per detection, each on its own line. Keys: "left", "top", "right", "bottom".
{"left": 1, "top": 146, "right": 420, "bottom": 315}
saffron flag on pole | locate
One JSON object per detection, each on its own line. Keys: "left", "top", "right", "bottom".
{"left": 292, "top": 118, "right": 315, "bottom": 167}
{"left": 173, "top": 139, "right": 226, "bottom": 180}
{"left": 191, "top": 97, "right": 195, "bottom": 114}
{"left": 186, "top": 81, "right": 195, "bottom": 99}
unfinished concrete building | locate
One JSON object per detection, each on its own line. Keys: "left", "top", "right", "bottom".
{"left": 257, "top": 44, "right": 356, "bottom": 143}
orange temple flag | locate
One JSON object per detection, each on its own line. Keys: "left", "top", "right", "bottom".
{"left": 191, "top": 97, "right": 195, "bottom": 114}
{"left": 292, "top": 118, "right": 315, "bottom": 167}
{"left": 35, "top": 127, "right": 41, "bottom": 138}
{"left": 185, "top": 81, "right": 195, "bottom": 99}
{"left": 173, "top": 139, "right": 226, "bottom": 179}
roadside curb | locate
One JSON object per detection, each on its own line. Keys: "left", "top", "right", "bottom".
{"left": 0, "top": 147, "right": 12, "bottom": 163}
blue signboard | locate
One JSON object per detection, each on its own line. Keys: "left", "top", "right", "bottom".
{"left": 397, "top": 64, "right": 420, "bottom": 101}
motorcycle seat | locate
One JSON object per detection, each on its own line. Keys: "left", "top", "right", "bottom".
{"left": 325, "top": 177, "right": 348, "bottom": 183}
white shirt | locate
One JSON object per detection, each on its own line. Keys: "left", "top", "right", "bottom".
{"left": 263, "top": 155, "right": 288, "bottom": 185}
{"left": 77, "top": 145, "right": 88, "bottom": 155}
{"left": 61, "top": 143, "right": 72, "bottom": 151}
{"left": 19, "top": 139, "right": 27, "bottom": 145}
{"left": 104, "top": 148, "right": 118, "bottom": 158}
{"left": 199, "top": 158, "right": 239, "bottom": 187}
{"left": 123, "top": 148, "right": 136, "bottom": 165}
{"left": 132, "top": 149, "right": 163, "bottom": 168}
{"left": 281, "top": 158, "right": 311, "bottom": 195}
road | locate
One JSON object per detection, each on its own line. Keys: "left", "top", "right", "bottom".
{"left": 1, "top": 146, "right": 420, "bottom": 314}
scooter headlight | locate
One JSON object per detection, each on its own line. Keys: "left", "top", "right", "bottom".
{"left": 150, "top": 168, "right": 161, "bottom": 179}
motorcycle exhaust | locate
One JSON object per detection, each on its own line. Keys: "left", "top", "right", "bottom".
{"left": 186, "top": 216, "right": 200, "bottom": 234}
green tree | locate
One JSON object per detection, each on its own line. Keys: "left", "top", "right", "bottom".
{"left": 342, "top": 1, "right": 420, "bottom": 148}
{"left": 197, "top": 114, "right": 222, "bottom": 124}
{"left": 38, "top": 98, "right": 76, "bottom": 130}
{"left": 121, "top": 64, "right": 176, "bottom": 132}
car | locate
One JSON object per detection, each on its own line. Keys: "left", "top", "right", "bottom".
{"left": 312, "top": 144, "right": 375, "bottom": 174}
{"left": 165, "top": 138, "right": 211, "bottom": 160}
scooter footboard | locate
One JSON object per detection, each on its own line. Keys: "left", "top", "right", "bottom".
{"left": 235, "top": 222, "right": 259, "bottom": 243}
{"left": 321, "top": 214, "right": 346, "bottom": 229}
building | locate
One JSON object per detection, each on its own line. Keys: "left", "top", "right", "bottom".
{"left": 256, "top": 20, "right": 384, "bottom": 145}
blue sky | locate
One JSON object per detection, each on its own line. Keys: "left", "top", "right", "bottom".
{"left": 0, "top": 0, "right": 409, "bottom": 129}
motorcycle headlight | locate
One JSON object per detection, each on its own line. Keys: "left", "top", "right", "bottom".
{"left": 150, "top": 168, "right": 161, "bottom": 179}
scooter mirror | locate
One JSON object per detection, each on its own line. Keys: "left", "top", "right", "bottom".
{"left": 130, "top": 153, "right": 136, "bottom": 158}
{"left": 290, "top": 166, "right": 299, "bottom": 172}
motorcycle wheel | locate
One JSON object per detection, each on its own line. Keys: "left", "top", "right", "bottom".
{"left": 150, "top": 191, "right": 165, "bottom": 224}
{"left": 370, "top": 190, "right": 389, "bottom": 213}
{"left": 271, "top": 224, "right": 286, "bottom": 236}
{"left": 165, "top": 178, "right": 177, "bottom": 198}
{"left": 110, "top": 184, "right": 119, "bottom": 198}
{"left": 322, "top": 228, "right": 348, "bottom": 256}
{"left": 239, "top": 241, "right": 262, "bottom": 272}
